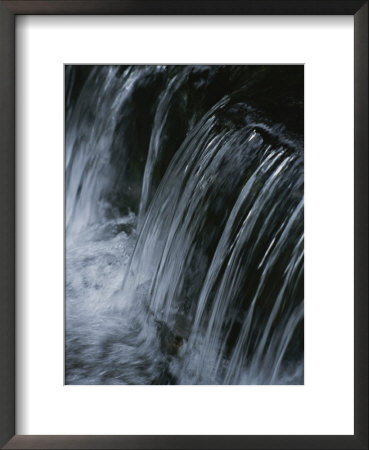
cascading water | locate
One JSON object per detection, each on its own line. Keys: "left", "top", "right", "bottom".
{"left": 66, "top": 65, "right": 304, "bottom": 385}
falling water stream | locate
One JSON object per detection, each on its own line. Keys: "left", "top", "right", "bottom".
{"left": 65, "top": 65, "right": 304, "bottom": 384}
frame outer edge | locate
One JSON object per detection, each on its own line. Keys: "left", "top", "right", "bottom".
{"left": 2, "top": 0, "right": 368, "bottom": 15}
{"left": 0, "top": 1, "right": 368, "bottom": 449}
{"left": 1, "top": 434, "right": 369, "bottom": 449}
{"left": 0, "top": 3, "right": 15, "bottom": 445}
{"left": 354, "top": 1, "right": 369, "bottom": 448}
{"left": 0, "top": 1, "right": 15, "bottom": 449}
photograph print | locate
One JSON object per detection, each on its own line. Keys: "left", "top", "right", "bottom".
{"left": 65, "top": 65, "right": 304, "bottom": 385}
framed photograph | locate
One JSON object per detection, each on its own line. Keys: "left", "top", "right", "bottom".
{"left": 0, "top": 1, "right": 367, "bottom": 449}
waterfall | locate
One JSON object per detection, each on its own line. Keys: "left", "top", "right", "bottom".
{"left": 65, "top": 65, "right": 304, "bottom": 385}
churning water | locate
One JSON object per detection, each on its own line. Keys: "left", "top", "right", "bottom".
{"left": 65, "top": 65, "right": 304, "bottom": 385}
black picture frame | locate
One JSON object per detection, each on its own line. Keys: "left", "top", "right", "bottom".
{"left": 0, "top": 1, "right": 367, "bottom": 449}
